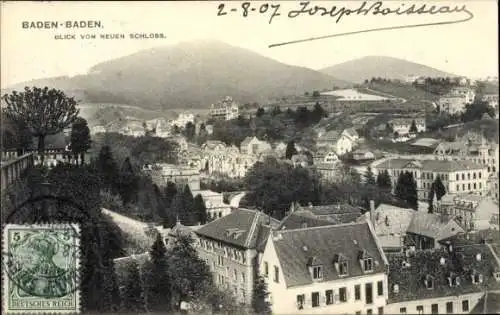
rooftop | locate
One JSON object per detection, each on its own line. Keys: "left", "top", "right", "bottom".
{"left": 375, "top": 158, "right": 486, "bottom": 172}
{"left": 277, "top": 212, "right": 336, "bottom": 230}
{"left": 362, "top": 203, "right": 414, "bottom": 240}
{"left": 407, "top": 211, "right": 465, "bottom": 241}
{"left": 271, "top": 222, "right": 387, "bottom": 288}
{"left": 292, "top": 203, "right": 363, "bottom": 224}
{"left": 195, "top": 208, "right": 279, "bottom": 250}
{"left": 388, "top": 244, "right": 500, "bottom": 303}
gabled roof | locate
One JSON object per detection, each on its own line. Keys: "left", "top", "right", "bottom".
{"left": 362, "top": 203, "right": 414, "bottom": 237}
{"left": 240, "top": 136, "right": 257, "bottom": 147}
{"left": 195, "top": 208, "right": 278, "bottom": 250}
{"left": 271, "top": 222, "right": 386, "bottom": 288}
{"left": 406, "top": 212, "right": 465, "bottom": 241}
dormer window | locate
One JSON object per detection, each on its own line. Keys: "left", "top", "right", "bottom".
{"left": 358, "top": 250, "right": 374, "bottom": 272}
{"left": 424, "top": 275, "right": 434, "bottom": 289}
{"left": 472, "top": 272, "right": 484, "bottom": 284}
{"left": 312, "top": 266, "right": 323, "bottom": 280}
{"left": 334, "top": 254, "right": 349, "bottom": 276}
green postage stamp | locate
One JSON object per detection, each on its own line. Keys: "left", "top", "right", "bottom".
{"left": 2, "top": 224, "right": 81, "bottom": 314}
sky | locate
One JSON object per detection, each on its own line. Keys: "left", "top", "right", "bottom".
{"left": 1, "top": 1, "right": 498, "bottom": 87}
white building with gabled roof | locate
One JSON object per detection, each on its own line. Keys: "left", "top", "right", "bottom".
{"left": 260, "top": 220, "right": 389, "bottom": 314}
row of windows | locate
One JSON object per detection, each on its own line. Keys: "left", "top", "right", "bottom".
{"left": 263, "top": 262, "right": 280, "bottom": 283}
{"left": 456, "top": 182, "right": 482, "bottom": 192}
{"left": 199, "top": 241, "right": 247, "bottom": 264}
{"left": 312, "top": 258, "right": 374, "bottom": 280}
{"left": 295, "top": 281, "right": 384, "bottom": 309}
{"left": 216, "top": 275, "right": 246, "bottom": 300}
{"left": 399, "top": 300, "right": 469, "bottom": 314}
{"left": 456, "top": 172, "right": 482, "bottom": 181}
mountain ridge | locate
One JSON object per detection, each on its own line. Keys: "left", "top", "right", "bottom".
{"left": 319, "top": 55, "right": 458, "bottom": 83}
{"left": 6, "top": 40, "right": 349, "bottom": 110}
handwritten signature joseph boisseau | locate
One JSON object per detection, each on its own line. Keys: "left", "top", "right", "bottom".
{"left": 268, "top": 1, "right": 474, "bottom": 47}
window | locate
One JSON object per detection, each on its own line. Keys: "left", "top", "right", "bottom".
{"left": 462, "top": 300, "right": 469, "bottom": 312}
{"left": 377, "top": 281, "right": 384, "bottom": 296}
{"left": 233, "top": 269, "right": 237, "bottom": 281}
{"left": 218, "top": 255, "right": 224, "bottom": 266}
{"left": 296, "top": 294, "right": 305, "bottom": 310}
{"left": 325, "top": 290, "right": 334, "bottom": 305}
{"left": 479, "top": 182, "right": 482, "bottom": 189}
{"left": 241, "top": 272, "right": 245, "bottom": 283}
{"left": 456, "top": 184, "right": 459, "bottom": 191}
{"left": 312, "top": 266, "right": 323, "bottom": 280}
{"left": 273, "top": 266, "right": 279, "bottom": 283}
{"left": 468, "top": 183, "right": 471, "bottom": 190}
{"left": 446, "top": 302, "right": 453, "bottom": 314}
{"left": 354, "top": 285, "right": 361, "bottom": 301}
{"left": 378, "top": 307, "right": 384, "bottom": 315}
{"left": 431, "top": 303, "right": 438, "bottom": 314}
{"left": 462, "top": 173, "right": 465, "bottom": 180}
{"left": 339, "top": 261, "right": 348, "bottom": 275}
{"left": 264, "top": 262, "right": 269, "bottom": 278}
{"left": 367, "top": 309, "right": 373, "bottom": 315}
{"left": 363, "top": 258, "right": 373, "bottom": 272}
{"left": 311, "top": 292, "right": 319, "bottom": 307}
{"left": 339, "top": 287, "right": 347, "bottom": 302}
{"left": 462, "top": 184, "right": 465, "bottom": 190}
{"left": 417, "top": 305, "right": 424, "bottom": 315}
{"left": 479, "top": 172, "right": 482, "bottom": 178}
{"left": 365, "top": 283, "right": 373, "bottom": 304}
{"left": 355, "top": 312, "right": 361, "bottom": 315}
{"left": 456, "top": 174, "right": 459, "bottom": 180}
{"left": 473, "top": 172, "right": 477, "bottom": 179}
{"left": 400, "top": 307, "right": 407, "bottom": 314}
{"left": 467, "top": 173, "right": 471, "bottom": 180}
{"left": 474, "top": 183, "right": 477, "bottom": 189}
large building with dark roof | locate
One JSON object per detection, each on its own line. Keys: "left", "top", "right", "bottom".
{"left": 374, "top": 158, "right": 488, "bottom": 200}
{"left": 385, "top": 242, "right": 500, "bottom": 315}
{"left": 194, "top": 208, "right": 279, "bottom": 305}
{"left": 260, "top": 220, "right": 389, "bottom": 314}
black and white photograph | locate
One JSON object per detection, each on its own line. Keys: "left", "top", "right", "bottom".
{"left": 1, "top": 1, "right": 499, "bottom": 314}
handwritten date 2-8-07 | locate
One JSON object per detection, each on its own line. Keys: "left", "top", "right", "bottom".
{"left": 217, "top": 2, "right": 281, "bottom": 24}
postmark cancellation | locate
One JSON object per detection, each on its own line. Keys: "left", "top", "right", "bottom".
{"left": 2, "top": 224, "right": 81, "bottom": 314}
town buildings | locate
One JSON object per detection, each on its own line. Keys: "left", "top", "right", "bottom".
{"left": 374, "top": 158, "right": 488, "bottom": 200}
{"left": 316, "top": 130, "right": 355, "bottom": 156}
{"left": 261, "top": 221, "right": 389, "bottom": 314}
{"left": 210, "top": 96, "right": 240, "bottom": 121}
{"left": 194, "top": 208, "right": 280, "bottom": 304}
{"left": 438, "top": 87, "right": 476, "bottom": 115}
{"left": 196, "top": 190, "right": 232, "bottom": 220}
{"left": 389, "top": 117, "right": 426, "bottom": 135}
{"left": 437, "top": 194, "right": 499, "bottom": 231}
{"left": 405, "top": 211, "right": 465, "bottom": 250}
{"left": 144, "top": 163, "right": 201, "bottom": 191}
{"left": 201, "top": 141, "right": 258, "bottom": 178}
{"left": 239, "top": 136, "right": 273, "bottom": 156}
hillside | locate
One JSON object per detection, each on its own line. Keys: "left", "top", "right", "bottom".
{"left": 320, "top": 56, "right": 456, "bottom": 83}
{"left": 8, "top": 40, "right": 349, "bottom": 110}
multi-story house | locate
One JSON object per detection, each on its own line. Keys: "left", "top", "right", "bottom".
{"left": 201, "top": 141, "right": 258, "bottom": 178}
{"left": 437, "top": 194, "right": 499, "bottom": 231}
{"left": 239, "top": 136, "right": 272, "bottom": 156}
{"left": 261, "top": 220, "right": 389, "bottom": 314}
{"left": 385, "top": 242, "right": 500, "bottom": 315}
{"left": 210, "top": 96, "right": 240, "bottom": 121}
{"left": 434, "top": 132, "right": 499, "bottom": 176}
{"left": 438, "top": 87, "right": 476, "bottom": 115}
{"left": 195, "top": 208, "right": 279, "bottom": 305}
{"left": 389, "top": 118, "right": 426, "bottom": 135}
{"left": 374, "top": 158, "right": 488, "bottom": 200}
{"left": 145, "top": 163, "right": 201, "bottom": 191}
{"left": 316, "top": 130, "right": 354, "bottom": 156}
{"left": 196, "top": 190, "right": 232, "bottom": 220}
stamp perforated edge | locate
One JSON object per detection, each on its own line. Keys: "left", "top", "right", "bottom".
{"left": 2, "top": 223, "right": 81, "bottom": 315}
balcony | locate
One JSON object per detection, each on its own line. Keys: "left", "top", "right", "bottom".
{"left": 1, "top": 152, "right": 34, "bottom": 191}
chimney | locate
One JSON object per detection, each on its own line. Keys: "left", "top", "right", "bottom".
{"left": 370, "top": 200, "right": 376, "bottom": 230}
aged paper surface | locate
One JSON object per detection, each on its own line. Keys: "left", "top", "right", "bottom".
{"left": 1, "top": 1, "right": 499, "bottom": 314}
